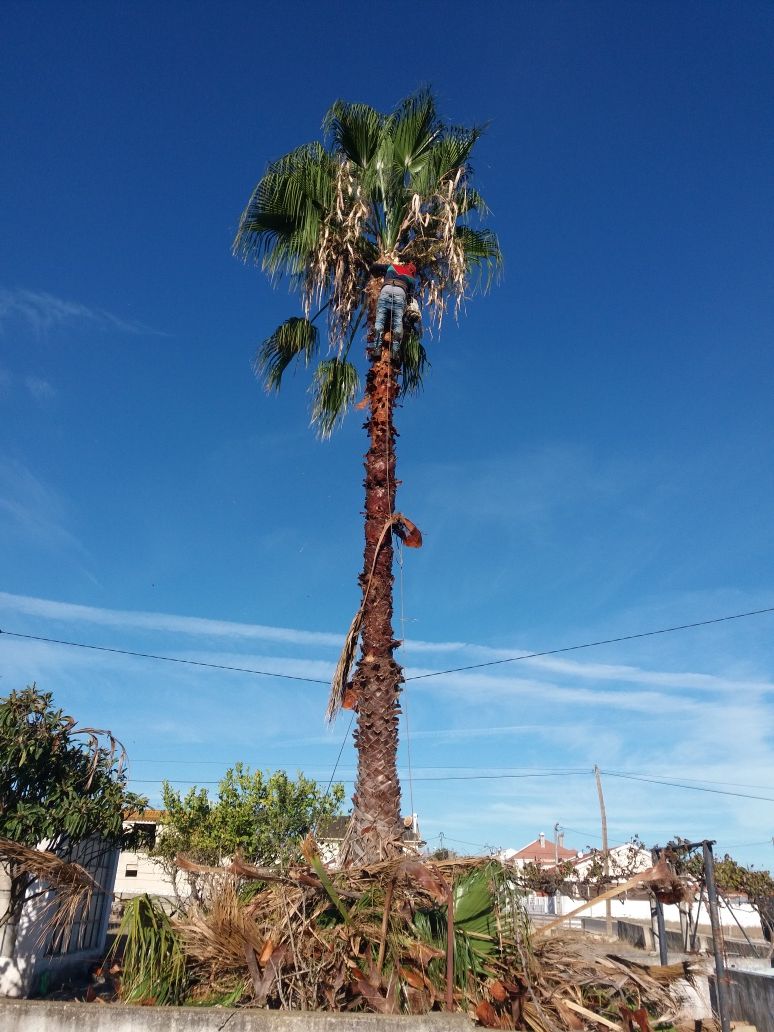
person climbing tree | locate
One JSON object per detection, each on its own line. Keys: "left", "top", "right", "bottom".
{"left": 368, "top": 260, "right": 418, "bottom": 350}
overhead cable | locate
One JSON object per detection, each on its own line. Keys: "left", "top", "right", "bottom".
{"left": 601, "top": 769, "right": 774, "bottom": 804}
{"left": 2, "top": 603, "right": 773, "bottom": 686}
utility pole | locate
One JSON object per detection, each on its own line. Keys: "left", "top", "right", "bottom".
{"left": 554, "top": 821, "right": 562, "bottom": 916}
{"left": 594, "top": 766, "right": 613, "bottom": 937}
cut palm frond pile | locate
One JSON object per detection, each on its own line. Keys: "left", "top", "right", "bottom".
{"left": 109, "top": 844, "right": 697, "bottom": 1028}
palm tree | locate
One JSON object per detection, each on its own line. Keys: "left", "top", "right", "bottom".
{"left": 234, "top": 91, "right": 501, "bottom": 865}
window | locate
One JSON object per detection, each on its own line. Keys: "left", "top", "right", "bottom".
{"left": 125, "top": 865, "right": 138, "bottom": 878}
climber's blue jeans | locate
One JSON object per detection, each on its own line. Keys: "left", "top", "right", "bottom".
{"left": 374, "top": 285, "right": 406, "bottom": 341}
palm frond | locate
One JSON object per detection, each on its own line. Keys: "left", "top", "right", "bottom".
{"left": 411, "top": 125, "right": 482, "bottom": 194}
{"left": 254, "top": 318, "right": 320, "bottom": 391}
{"left": 390, "top": 90, "right": 440, "bottom": 175}
{"left": 456, "top": 226, "right": 503, "bottom": 291}
{"left": 233, "top": 142, "right": 336, "bottom": 278}
{"left": 310, "top": 358, "right": 359, "bottom": 438}
{"left": 323, "top": 101, "right": 384, "bottom": 167}
{"left": 113, "top": 893, "right": 188, "bottom": 1005}
{"left": 397, "top": 332, "right": 429, "bottom": 397}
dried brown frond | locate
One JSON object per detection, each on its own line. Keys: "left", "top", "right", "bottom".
{"left": 134, "top": 853, "right": 698, "bottom": 1022}
{"left": 0, "top": 836, "right": 100, "bottom": 946}
{"left": 327, "top": 512, "right": 422, "bottom": 724}
{"left": 304, "top": 159, "right": 369, "bottom": 353}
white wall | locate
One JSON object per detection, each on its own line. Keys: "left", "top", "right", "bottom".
{"left": 113, "top": 850, "right": 178, "bottom": 900}
{"left": 557, "top": 893, "right": 764, "bottom": 932}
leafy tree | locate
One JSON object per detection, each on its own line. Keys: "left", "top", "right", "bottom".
{"left": 152, "top": 764, "right": 344, "bottom": 886}
{"left": 0, "top": 684, "right": 146, "bottom": 955}
{"left": 235, "top": 90, "right": 501, "bottom": 863}
{"left": 664, "top": 838, "right": 774, "bottom": 942}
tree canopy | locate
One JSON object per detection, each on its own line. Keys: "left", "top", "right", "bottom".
{"left": 0, "top": 684, "right": 145, "bottom": 852}
{"left": 234, "top": 89, "right": 501, "bottom": 435}
{"left": 152, "top": 763, "right": 344, "bottom": 873}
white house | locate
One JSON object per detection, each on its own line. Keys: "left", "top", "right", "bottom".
{"left": 113, "top": 810, "right": 177, "bottom": 902}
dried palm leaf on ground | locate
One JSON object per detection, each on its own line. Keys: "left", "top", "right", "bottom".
{"left": 108, "top": 850, "right": 696, "bottom": 1028}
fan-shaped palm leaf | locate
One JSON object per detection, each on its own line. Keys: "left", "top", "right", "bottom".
{"left": 323, "top": 101, "right": 384, "bottom": 168}
{"left": 254, "top": 317, "right": 320, "bottom": 391}
{"left": 310, "top": 358, "right": 360, "bottom": 438}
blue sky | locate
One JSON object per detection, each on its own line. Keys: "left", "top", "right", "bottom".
{"left": 2, "top": 0, "right": 774, "bottom": 868}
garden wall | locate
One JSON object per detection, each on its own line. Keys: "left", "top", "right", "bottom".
{"left": 0, "top": 1000, "right": 476, "bottom": 1032}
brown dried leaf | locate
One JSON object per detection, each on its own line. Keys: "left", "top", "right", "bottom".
{"left": 476, "top": 1000, "right": 504, "bottom": 1028}
{"left": 351, "top": 973, "right": 397, "bottom": 1014}
{"left": 398, "top": 965, "right": 427, "bottom": 990}
{"left": 490, "top": 979, "right": 509, "bottom": 1003}
{"left": 556, "top": 999, "right": 585, "bottom": 1030}
{"left": 394, "top": 514, "right": 423, "bottom": 548}
{"left": 396, "top": 859, "right": 449, "bottom": 903}
{"left": 405, "top": 939, "right": 445, "bottom": 965}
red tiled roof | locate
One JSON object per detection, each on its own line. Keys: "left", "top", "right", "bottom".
{"left": 512, "top": 837, "right": 576, "bottom": 862}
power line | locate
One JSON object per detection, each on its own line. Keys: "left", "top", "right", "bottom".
{"left": 0, "top": 629, "right": 329, "bottom": 685}
{"left": 129, "top": 768, "right": 774, "bottom": 801}
{"left": 406, "top": 606, "right": 774, "bottom": 681}
{"left": 128, "top": 770, "right": 590, "bottom": 787}
{"left": 601, "top": 770, "right": 774, "bottom": 804}
{"left": 120, "top": 759, "right": 774, "bottom": 795}
{"left": 322, "top": 712, "right": 354, "bottom": 799}
{"left": 3, "top": 602, "right": 773, "bottom": 687}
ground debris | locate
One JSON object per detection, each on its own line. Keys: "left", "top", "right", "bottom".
{"left": 110, "top": 849, "right": 698, "bottom": 1028}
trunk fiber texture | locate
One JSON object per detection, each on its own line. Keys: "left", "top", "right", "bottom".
{"left": 342, "top": 330, "right": 404, "bottom": 867}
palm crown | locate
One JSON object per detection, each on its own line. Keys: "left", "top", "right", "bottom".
{"left": 234, "top": 91, "right": 502, "bottom": 436}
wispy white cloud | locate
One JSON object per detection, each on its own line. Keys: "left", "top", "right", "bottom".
{"left": 0, "top": 591, "right": 343, "bottom": 649}
{"left": 0, "top": 366, "right": 57, "bottom": 402}
{"left": 3, "top": 592, "right": 772, "bottom": 699}
{"left": 23, "top": 375, "right": 56, "bottom": 401}
{"left": 0, "top": 288, "right": 167, "bottom": 337}
{"left": 0, "top": 462, "right": 89, "bottom": 560}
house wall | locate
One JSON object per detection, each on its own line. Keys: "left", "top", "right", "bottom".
{"left": 567, "top": 894, "right": 764, "bottom": 931}
{"left": 113, "top": 850, "right": 178, "bottom": 900}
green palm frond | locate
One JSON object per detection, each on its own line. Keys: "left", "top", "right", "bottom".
{"left": 254, "top": 317, "right": 320, "bottom": 391}
{"left": 310, "top": 358, "right": 360, "bottom": 438}
{"left": 411, "top": 125, "right": 482, "bottom": 193}
{"left": 233, "top": 142, "right": 335, "bottom": 276}
{"left": 113, "top": 894, "right": 188, "bottom": 1005}
{"left": 397, "top": 332, "right": 429, "bottom": 397}
{"left": 390, "top": 89, "right": 440, "bottom": 174}
{"left": 456, "top": 226, "right": 503, "bottom": 290}
{"left": 323, "top": 101, "right": 384, "bottom": 167}
{"left": 456, "top": 186, "right": 488, "bottom": 216}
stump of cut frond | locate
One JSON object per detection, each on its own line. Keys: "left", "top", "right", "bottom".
{"left": 112, "top": 845, "right": 698, "bottom": 1026}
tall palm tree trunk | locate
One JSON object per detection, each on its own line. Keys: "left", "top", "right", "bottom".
{"left": 344, "top": 329, "right": 404, "bottom": 866}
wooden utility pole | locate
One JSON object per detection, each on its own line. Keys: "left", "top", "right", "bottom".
{"left": 554, "top": 821, "right": 562, "bottom": 916}
{"left": 594, "top": 766, "right": 613, "bottom": 937}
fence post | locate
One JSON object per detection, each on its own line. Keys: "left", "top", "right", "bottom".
{"left": 703, "top": 840, "right": 730, "bottom": 1032}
